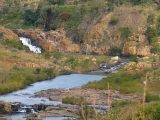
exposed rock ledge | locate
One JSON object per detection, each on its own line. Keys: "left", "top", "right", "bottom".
{"left": 33, "top": 88, "right": 142, "bottom": 105}
{"left": 14, "top": 28, "right": 81, "bottom": 53}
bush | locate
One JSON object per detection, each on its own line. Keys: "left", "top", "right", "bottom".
{"left": 0, "top": 32, "right": 3, "bottom": 39}
{"left": 109, "top": 18, "right": 119, "bottom": 25}
{"left": 5, "top": 39, "right": 23, "bottom": 50}
{"left": 129, "top": 55, "right": 138, "bottom": 63}
{"left": 146, "top": 26, "right": 158, "bottom": 44}
{"left": 109, "top": 46, "right": 122, "bottom": 56}
{"left": 44, "top": 68, "right": 55, "bottom": 79}
{"left": 146, "top": 93, "right": 160, "bottom": 102}
{"left": 118, "top": 27, "right": 131, "bottom": 39}
{"left": 154, "top": 105, "right": 160, "bottom": 120}
{"left": 62, "top": 96, "right": 84, "bottom": 104}
{"left": 23, "top": 9, "right": 38, "bottom": 26}
{"left": 147, "top": 14, "right": 155, "bottom": 24}
{"left": 44, "top": 51, "right": 51, "bottom": 59}
{"left": 52, "top": 51, "right": 63, "bottom": 59}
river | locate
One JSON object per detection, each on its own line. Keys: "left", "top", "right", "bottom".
{"left": 0, "top": 74, "right": 106, "bottom": 120}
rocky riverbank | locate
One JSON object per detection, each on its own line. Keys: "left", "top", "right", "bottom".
{"left": 33, "top": 88, "right": 142, "bottom": 105}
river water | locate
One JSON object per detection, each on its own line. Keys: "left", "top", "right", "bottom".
{"left": 0, "top": 74, "right": 106, "bottom": 120}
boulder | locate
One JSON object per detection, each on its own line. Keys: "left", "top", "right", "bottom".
{"left": 137, "top": 46, "right": 151, "bottom": 56}
{"left": 122, "top": 41, "right": 137, "bottom": 56}
{"left": 122, "top": 41, "right": 151, "bottom": 57}
{"left": 0, "top": 101, "right": 12, "bottom": 114}
{"left": 124, "top": 62, "right": 152, "bottom": 72}
{"left": 0, "top": 26, "right": 19, "bottom": 41}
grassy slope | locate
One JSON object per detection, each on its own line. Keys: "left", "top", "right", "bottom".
{"left": 0, "top": 38, "right": 110, "bottom": 94}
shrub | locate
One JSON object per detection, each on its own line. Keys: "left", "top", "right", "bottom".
{"left": 0, "top": 32, "right": 3, "bottom": 39}
{"left": 109, "top": 18, "right": 119, "bottom": 25}
{"left": 109, "top": 46, "right": 122, "bottom": 56}
{"left": 146, "top": 93, "right": 160, "bottom": 102}
{"left": 5, "top": 39, "right": 23, "bottom": 50}
{"left": 154, "top": 105, "right": 160, "bottom": 120}
{"left": 118, "top": 27, "right": 131, "bottom": 39}
{"left": 44, "top": 68, "right": 56, "bottom": 79}
{"left": 44, "top": 51, "right": 51, "bottom": 59}
{"left": 146, "top": 26, "right": 158, "bottom": 44}
{"left": 107, "top": 2, "right": 114, "bottom": 12}
{"left": 52, "top": 51, "right": 63, "bottom": 59}
{"left": 129, "top": 55, "right": 138, "bottom": 63}
{"left": 23, "top": 9, "right": 38, "bottom": 26}
{"left": 147, "top": 14, "right": 155, "bottom": 24}
{"left": 62, "top": 96, "right": 84, "bottom": 104}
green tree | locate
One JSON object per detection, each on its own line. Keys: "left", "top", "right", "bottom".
{"left": 146, "top": 26, "right": 158, "bottom": 44}
{"left": 23, "top": 9, "right": 38, "bottom": 26}
{"left": 109, "top": 46, "right": 122, "bottom": 56}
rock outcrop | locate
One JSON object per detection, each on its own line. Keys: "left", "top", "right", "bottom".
{"left": 34, "top": 88, "right": 142, "bottom": 105}
{"left": 0, "top": 26, "right": 19, "bottom": 41}
{"left": 14, "top": 29, "right": 80, "bottom": 53}
{"left": 124, "top": 62, "right": 153, "bottom": 72}
{"left": 122, "top": 26, "right": 151, "bottom": 57}
{"left": 0, "top": 101, "right": 12, "bottom": 114}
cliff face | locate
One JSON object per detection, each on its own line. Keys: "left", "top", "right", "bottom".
{"left": 122, "top": 26, "right": 151, "bottom": 57}
{"left": 14, "top": 29, "right": 80, "bottom": 53}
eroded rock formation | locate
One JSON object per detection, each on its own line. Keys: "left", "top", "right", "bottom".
{"left": 122, "top": 26, "right": 151, "bottom": 57}
{"left": 0, "top": 26, "right": 19, "bottom": 41}
{"left": 14, "top": 29, "right": 80, "bottom": 53}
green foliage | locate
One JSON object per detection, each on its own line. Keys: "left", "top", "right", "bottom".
{"left": 0, "top": 32, "right": 3, "bottom": 39}
{"left": 23, "top": 9, "right": 39, "bottom": 26}
{"left": 62, "top": 96, "right": 85, "bottom": 104}
{"left": 151, "top": 43, "right": 160, "bottom": 54}
{"left": 83, "top": 71, "right": 143, "bottom": 94}
{"left": 109, "top": 18, "right": 119, "bottom": 25}
{"left": 107, "top": 2, "right": 114, "bottom": 12}
{"left": 146, "top": 93, "right": 160, "bottom": 102}
{"left": 4, "top": 39, "right": 23, "bottom": 50}
{"left": 146, "top": 26, "right": 158, "bottom": 44}
{"left": 112, "top": 100, "right": 129, "bottom": 107}
{"left": 129, "top": 55, "right": 138, "bottom": 63}
{"left": 147, "top": 14, "right": 155, "bottom": 24}
{"left": 156, "top": 16, "right": 160, "bottom": 36}
{"left": 44, "top": 51, "right": 51, "bottom": 59}
{"left": 108, "top": 0, "right": 123, "bottom": 6}
{"left": 44, "top": 68, "right": 56, "bottom": 79}
{"left": 35, "top": 68, "right": 41, "bottom": 74}
{"left": 49, "top": 0, "right": 66, "bottom": 5}
{"left": 154, "top": 105, "right": 160, "bottom": 120}
{"left": 109, "top": 46, "right": 122, "bottom": 56}
{"left": 118, "top": 27, "right": 131, "bottom": 39}
{"left": 52, "top": 51, "right": 63, "bottom": 59}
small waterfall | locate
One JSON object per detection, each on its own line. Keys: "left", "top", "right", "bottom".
{"left": 19, "top": 37, "right": 41, "bottom": 53}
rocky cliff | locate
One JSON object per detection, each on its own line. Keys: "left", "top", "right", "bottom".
{"left": 122, "top": 26, "right": 151, "bottom": 57}
{"left": 14, "top": 29, "right": 80, "bottom": 53}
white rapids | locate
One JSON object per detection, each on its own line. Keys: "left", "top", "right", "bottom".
{"left": 19, "top": 37, "right": 41, "bottom": 53}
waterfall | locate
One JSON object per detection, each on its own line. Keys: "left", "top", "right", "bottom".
{"left": 19, "top": 37, "right": 41, "bottom": 53}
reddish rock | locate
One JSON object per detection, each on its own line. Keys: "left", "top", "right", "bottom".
{"left": 0, "top": 26, "right": 19, "bottom": 41}
{"left": 14, "top": 29, "right": 80, "bottom": 53}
